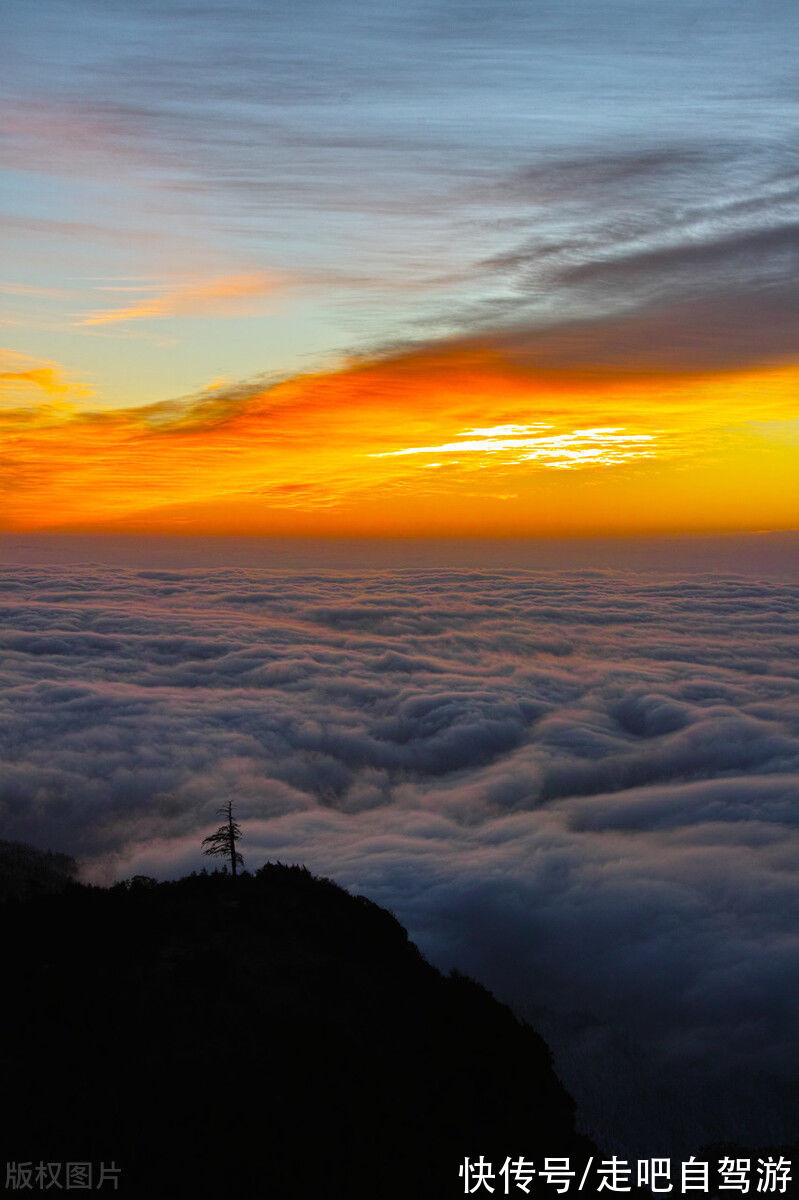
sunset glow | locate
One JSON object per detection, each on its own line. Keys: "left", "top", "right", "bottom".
{"left": 2, "top": 0, "right": 798, "bottom": 540}
{"left": 2, "top": 344, "right": 798, "bottom": 536}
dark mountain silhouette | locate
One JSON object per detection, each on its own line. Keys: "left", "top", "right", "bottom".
{"left": 2, "top": 858, "right": 598, "bottom": 1197}
{"left": 0, "top": 838, "right": 76, "bottom": 902}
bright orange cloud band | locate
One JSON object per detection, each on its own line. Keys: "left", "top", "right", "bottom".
{"left": 1, "top": 343, "right": 798, "bottom": 536}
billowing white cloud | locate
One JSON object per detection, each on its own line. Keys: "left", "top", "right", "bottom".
{"left": 2, "top": 563, "right": 798, "bottom": 1154}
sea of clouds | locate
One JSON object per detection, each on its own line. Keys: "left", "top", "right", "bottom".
{"left": 1, "top": 563, "right": 798, "bottom": 1152}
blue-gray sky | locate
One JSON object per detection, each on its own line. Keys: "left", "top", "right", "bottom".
{"left": 4, "top": 0, "right": 799, "bottom": 403}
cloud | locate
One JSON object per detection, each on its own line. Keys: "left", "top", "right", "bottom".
{"left": 555, "top": 220, "right": 799, "bottom": 309}
{"left": 370, "top": 423, "right": 656, "bottom": 469}
{"left": 456, "top": 130, "right": 799, "bottom": 370}
{"left": 1, "top": 563, "right": 798, "bottom": 1153}
{"left": 6, "top": 0, "right": 799, "bottom": 366}
{"left": 0, "top": 281, "right": 69, "bottom": 299}
{"left": 0, "top": 211, "right": 163, "bottom": 245}
{"left": 481, "top": 288, "right": 799, "bottom": 373}
{"left": 0, "top": 368, "right": 71, "bottom": 396}
{"left": 77, "top": 272, "right": 285, "bottom": 326}
{"left": 0, "top": 348, "right": 91, "bottom": 406}
{"left": 1, "top": 334, "right": 798, "bottom": 535}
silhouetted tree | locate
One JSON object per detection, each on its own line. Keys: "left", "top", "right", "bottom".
{"left": 202, "top": 800, "right": 243, "bottom": 877}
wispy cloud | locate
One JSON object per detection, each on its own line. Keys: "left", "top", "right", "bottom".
{"left": 0, "top": 348, "right": 91, "bottom": 404}
{"left": 0, "top": 281, "right": 69, "bottom": 299}
{"left": 371, "top": 424, "right": 656, "bottom": 469}
{"left": 4, "top": 0, "right": 799, "bottom": 410}
{"left": 77, "top": 273, "right": 285, "bottom": 326}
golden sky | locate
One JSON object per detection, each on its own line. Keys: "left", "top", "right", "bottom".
{"left": 2, "top": 341, "right": 797, "bottom": 536}
{"left": 3, "top": 1, "right": 798, "bottom": 539}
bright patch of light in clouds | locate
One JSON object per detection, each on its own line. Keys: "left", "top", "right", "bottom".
{"left": 371, "top": 424, "right": 657, "bottom": 469}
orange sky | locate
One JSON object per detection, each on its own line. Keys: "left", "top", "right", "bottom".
{"left": 4, "top": 0, "right": 799, "bottom": 543}
{"left": 2, "top": 341, "right": 798, "bottom": 537}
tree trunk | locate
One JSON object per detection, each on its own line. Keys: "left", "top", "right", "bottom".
{"left": 228, "top": 805, "right": 237, "bottom": 877}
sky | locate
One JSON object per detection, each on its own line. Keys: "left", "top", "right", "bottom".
{"left": 2, "top": 0, "right": 798, "bottom": 537}
{"left": 5, "top": 4, "right": 799, "bottom": 1158}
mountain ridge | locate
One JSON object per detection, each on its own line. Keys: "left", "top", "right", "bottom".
{"left": 2, "top": 856, "right": 594, "bottom": 1197}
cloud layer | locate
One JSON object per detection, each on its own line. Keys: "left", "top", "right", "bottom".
{"left": 1, "top": 562, "right": 798, "bottom": 1152}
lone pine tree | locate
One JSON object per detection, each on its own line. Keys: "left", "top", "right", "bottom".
{"left": 202, "top": 800, "right": 243, "bottom": 877}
